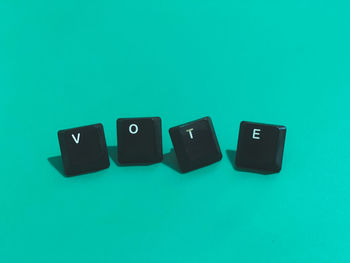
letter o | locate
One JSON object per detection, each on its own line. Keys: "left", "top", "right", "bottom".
{"left": 129, "top": 124, "right": 138, "bottom": 134}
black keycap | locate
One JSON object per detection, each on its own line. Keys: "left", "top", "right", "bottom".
{"left": 117, "top": 117, "right": 163, "bottom": 164}
{"left": 169, "top": 117, "right": 222, "bottom": 173}
{"left": 57, "top": 123, "right": 110, "bottom": 176}
{"left": 235, "top": 121, "right": 286, "bottom": 173}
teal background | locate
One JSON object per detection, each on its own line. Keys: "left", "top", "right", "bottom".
{"left": 1, "top": 1, "right": 350, "bottom": 262}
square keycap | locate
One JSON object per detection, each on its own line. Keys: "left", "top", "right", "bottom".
{"left": 235, "top": 121, "right": 286, "bottom": 173}
{"left": 169, "top": 117, "right": 222, "bottom": 173}
{"left": 117, "top": 117, "right": 163, "bottom": 164}
{"left": 57, "top": 123, "right": 110, "bottom": 176}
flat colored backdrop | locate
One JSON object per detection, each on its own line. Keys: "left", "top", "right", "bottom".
{"left": 1, "top": 1, "right": 349, "bottom": 262}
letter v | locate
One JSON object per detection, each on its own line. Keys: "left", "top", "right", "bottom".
{"left": 72, "top": 133, "right": 80, "bottom": 144}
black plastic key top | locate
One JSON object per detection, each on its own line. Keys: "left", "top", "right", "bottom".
{"left": 117, "top": 117, "right": 163, "bottom": 164}
{"left": 169, "top": 117, "right": 222, "bottom": 173}
{"left": 57, "top": 123, "right": 110, "bottom": 176}
{"left": 235, "top": 121, "right": 286, "bottom": 173}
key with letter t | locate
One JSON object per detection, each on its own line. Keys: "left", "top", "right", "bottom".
{"left": 235, "top": 121, "right": 287, "bottom": 173}
{"left": 169, "top": 117, "right": 222, "bottom": 173}
{"left": 57, "top": 123, "right": 110, "bottom": 176}
{"left": 117, "top": 117, "right": 163, "bottom": 164}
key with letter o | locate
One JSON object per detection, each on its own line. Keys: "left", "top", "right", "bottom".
{"left": 117, "top": 117, "right": 163, "bottom": 164}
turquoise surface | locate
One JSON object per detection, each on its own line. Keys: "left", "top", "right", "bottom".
{"left": 1, "top": 1, "right": 350, "bottom": 262}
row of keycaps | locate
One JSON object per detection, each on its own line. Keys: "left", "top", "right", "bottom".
{"left": 57, "top": 117, "right": 286, "bottom": 176}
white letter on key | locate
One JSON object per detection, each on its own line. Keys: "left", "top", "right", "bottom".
{"left": 186, "top": 128, "right": 194, "bottom": 139}
{"left": 72, "top": 133, "right": 80, "bottom": 144}
{"left": 129, "top": 124, "right": 139, "bottom": 134}
{"left": 252, "top": 129, "right": 261, "bottom": 140}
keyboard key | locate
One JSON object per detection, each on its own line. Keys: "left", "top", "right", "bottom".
{"left": 57, "top": 123, "right": 110, "bottom": 176}
{"left": 117, "top": 117, "right": 163, "bottom": 164}
{"left": 169, "top": 117, "right": 222, "bottom": 173}
{"left": 235, "top": 121, "right": 286, "bottom": 173}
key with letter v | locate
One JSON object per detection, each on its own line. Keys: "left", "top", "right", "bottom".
{"left": 57, "top": 124, "right": 110, "bottom": 176}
